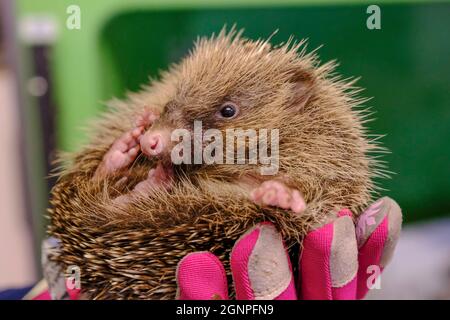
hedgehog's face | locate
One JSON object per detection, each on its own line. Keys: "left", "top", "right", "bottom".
{"left": 140, "top": 32, "right": 314, "bottom": 180}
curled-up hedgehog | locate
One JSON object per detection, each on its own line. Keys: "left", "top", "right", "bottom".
{"left": 49, "top": 28, "right": 397, "bottom": 299}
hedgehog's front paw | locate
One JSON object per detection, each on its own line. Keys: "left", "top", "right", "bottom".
{"left": 111, "top": 162, "right": 173, "bottom": 206}
{"left": 250, "top": 180, "right": 306, "bottom": 214}
{"left": 133, "top": 162, "right": 173, "bottom": 194}
{"left": 94, "top": 127, "right": 144, "bottom": 178}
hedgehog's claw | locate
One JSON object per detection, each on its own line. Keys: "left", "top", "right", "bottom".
{"left": 135, "top": 107, "right": 160, "bottom": 129}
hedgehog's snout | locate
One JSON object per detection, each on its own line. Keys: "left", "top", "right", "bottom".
{"left": 140, "top": 128, "right": 171, "bottom": 157}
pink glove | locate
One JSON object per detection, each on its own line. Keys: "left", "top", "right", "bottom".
{"left": 176, "top": 197, "right": 402, "bottom": 300}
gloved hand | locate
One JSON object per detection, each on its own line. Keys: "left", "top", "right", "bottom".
{"left": 176, "top": 197, "right": 402, "bottom": 300}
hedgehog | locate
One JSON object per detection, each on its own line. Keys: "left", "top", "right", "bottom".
{"left": 48, "top": 28, "right": 387, "bottom": 299}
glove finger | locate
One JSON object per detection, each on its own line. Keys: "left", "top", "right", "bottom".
{"left": 230, "top": 222, "right": 297, "bottom": 300}
{"left": 300, "top": 209, "right": 358, "bottom": 300}
{"left": 355, "top": 197, "right": 402, "bottom": 299}
{"left": 176, "top": 252, "right": 229, "bottom": 300}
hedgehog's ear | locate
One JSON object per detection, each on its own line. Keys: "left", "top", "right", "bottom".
{"left": 289, "top": 70, "right": 314, "bottom": 111}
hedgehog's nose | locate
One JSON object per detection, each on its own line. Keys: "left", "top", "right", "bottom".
{"left": 141, "top": 131, "right": 166, "bottom": 156}
{"left": 149, "top": 135, "right": 160, "bottom": 151}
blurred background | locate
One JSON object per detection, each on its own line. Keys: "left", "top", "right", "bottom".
{"left": 0, "top": 0, "right": 449, "bottom": 299}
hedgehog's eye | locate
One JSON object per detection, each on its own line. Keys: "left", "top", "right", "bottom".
{"left": 218, "top": 102, "right": 239, "bottom": 119}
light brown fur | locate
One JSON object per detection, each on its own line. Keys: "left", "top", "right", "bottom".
{"left": 49, "top": 28, "right": 387, "bottom": 299}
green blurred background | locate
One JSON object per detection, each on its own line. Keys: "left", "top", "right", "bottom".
{"left": 13, "top": 0, "right": 450, "bottom": 246}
